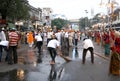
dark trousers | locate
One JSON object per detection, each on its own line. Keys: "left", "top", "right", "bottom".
{"left": 82, "top": 47, "right": 94, "bottom": 63}
{"left": 36, "top": 41, "right": 43, "bottom": 54}
{"left": 0, "top": 45, "right": 8, "bottom": 62}
{"left": 25, "top": 37, "right": 28, "bottom": 44}
{"left": 48, "top": 47, "right": 57, "bottom": 62}
{"left": 8, "top": 46, "right": 18, "bottom": 64}
{"left": 74, "top": 39, "right": 78, "bottom": 46}
{"left": 47, "top": 38, "right": 51, "bottom": 45}
{"left": 65, "top": 38, "right": 69, "bottom": 47}
{"left": 0, "top": 45, "right": 3, "bottom": 62}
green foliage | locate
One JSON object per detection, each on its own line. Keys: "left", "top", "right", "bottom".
{"left": 79, "top": 17, "right": 92, "bottom": 30}
{"left": 51, "top": 18, "right": 68, "bottom": 30}
{"left": 79, "top": 18, "right": 86, "bottom": 29}
{"left": 0, "top": 0, "right": 29, "bottom": 21}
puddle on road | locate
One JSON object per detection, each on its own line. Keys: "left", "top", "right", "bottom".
{"left": 0, "top": 69, "right": 27, "bottom": 81}
{"left": 48, "top": 63, "right": 66, "bottom": 81}
{"left": 0, "top": 64, "right": 67, "bottom": 81}
{"left": 0, "top": 44, "right": 95, "bottom": 81}
{"left": 0, "top": 44, "right": 74, "bottom": 81}
{"left": 71, "top": 47, "right": 96, "bottom": 60}
{"left": 72, "top": 47, "right": 79, "bottom": 60}
{"left": 17, "top": 49, "right": 42, "bottom": 65}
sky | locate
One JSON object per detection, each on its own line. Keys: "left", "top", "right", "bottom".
{"left": 28, "top": 0, "right": 120, "bottom": 19}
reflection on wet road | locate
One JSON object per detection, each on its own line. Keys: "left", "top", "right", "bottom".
{"left": 0, "top": 69, "right": 26, "bottom": 81}
{"left": 48, "top": 64, "right": 57, "bottom": 81}
{"left": 72, "top": 47, "right": 79, "bottom": 60}
{"left": 0, "top": 43, "right": 97, "bottom": 81}
{"left": 71, "top": 46, "right": 98, "bottom": 60}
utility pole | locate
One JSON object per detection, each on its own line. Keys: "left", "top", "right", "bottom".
{"left": 84, "top": 10, "right": 88, "bottom": 28}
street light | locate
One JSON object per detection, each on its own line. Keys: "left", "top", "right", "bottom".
{"left": 84, "top": 10, "right": 88, "bottom": 28}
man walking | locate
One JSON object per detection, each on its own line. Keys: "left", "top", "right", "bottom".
{"left": 82, "top": 38, "right": 94, "bottom": 64}
{"left": 73, "top": 31, "right": 79, "bottom": 47}
{"left": 47, "top": 34, "right": 61, "bottom": 64}
{"left": 34, "top": 31, "right": 43, "bottom": 54}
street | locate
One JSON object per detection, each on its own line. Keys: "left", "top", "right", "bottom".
{"left": 0, "top": 41, "right": 120, "bottom": 81}
{"left": 1, "top": 0, "right": 120, "bottom": 81}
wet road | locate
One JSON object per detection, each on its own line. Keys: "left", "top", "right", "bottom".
{"left": 0, "top": 43, "right": 66, "bottom": 81}
{"left": 0, "top": 41, "right": 120, "bottom": 81}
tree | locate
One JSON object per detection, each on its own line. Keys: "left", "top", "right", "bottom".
{"left": 0, "top": 0, "right": 29, "bottom": 22}
{"left": 79, "top": 17, "right": 86, "bottom": 29}
{"left": 51, "top": 18, "right": 69, "bottom": 30}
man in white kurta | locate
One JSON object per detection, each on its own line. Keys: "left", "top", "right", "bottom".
{"left": 82, "top": 38, "right": 94, "bottom": 64}
{"left": 47, "top": 35, "right": 60, "bottom": 64}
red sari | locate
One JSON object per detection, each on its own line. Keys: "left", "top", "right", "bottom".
{"left": 109, "top": 33, "right": 120, "bottom": 75}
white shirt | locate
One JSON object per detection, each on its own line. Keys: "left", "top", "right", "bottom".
{"left": 83, "top": 39, "right": 94, "bottom": 49}
{"left": 64, "top": 32, "right": 69, "bottom": 38}
{"left": 55, "top": 32, "right": 61, "bottom": 42}
{"left": 0, "top": 31, "right": 8, "bottom": 46}
{"left": 0, "top": 41, "right": 9, "bottom": 46}
{"left": 0, "top": 31, "right": 6, "bottom": 41}
{"left": 47, "top": 39, "right": 60, "bottom": 48}
{"left": 47, "top": 32, "right": 53, "bottom": 39}
{"left": 35, "top": 34, "right": 42, "bottom": 41}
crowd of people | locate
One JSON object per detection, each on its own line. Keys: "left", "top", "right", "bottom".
{"left": 0, "top": 26, "right": 120, "bottom": 76}
{"left": 87, "top": 28, "right": 120, "bottom": 76}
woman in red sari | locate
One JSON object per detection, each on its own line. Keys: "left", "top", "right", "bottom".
{"left": 109, "top": 30, "right": 120, "bottom": 76}
{"left": 103, "top": 31, "right": 110, "bottom": 56}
